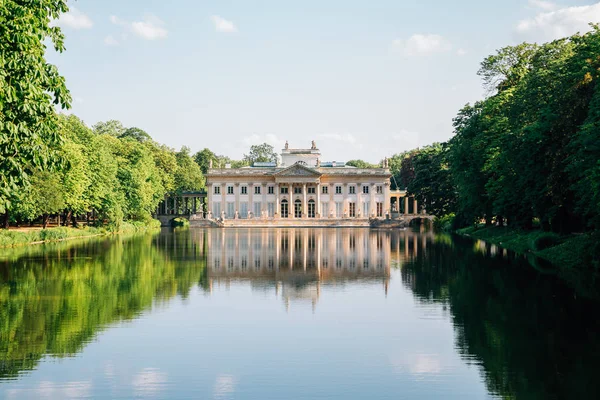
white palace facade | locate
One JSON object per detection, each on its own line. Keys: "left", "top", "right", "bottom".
{"left": 205, "top": 142, "right": 394, "bottom": 221}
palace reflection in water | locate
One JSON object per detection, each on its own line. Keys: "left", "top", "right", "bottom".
{"left": 162, "top": 228, "right": 433, "bottom": 310}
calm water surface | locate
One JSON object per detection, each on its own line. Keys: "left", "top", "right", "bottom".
{"left": 1, "top": 228, "right": 599, "bottom": 399}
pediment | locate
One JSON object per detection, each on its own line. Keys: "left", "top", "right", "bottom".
{"left": 274, "top": 163, "right": 322, "bottom": 177}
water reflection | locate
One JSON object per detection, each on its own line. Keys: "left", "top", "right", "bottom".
{"left": 0, "top": 228, "right": 598, "bottom": 400}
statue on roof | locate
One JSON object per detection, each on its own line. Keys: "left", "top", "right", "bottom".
{"left": 284, "top": 141, "right": 289, "bottom": 150}
{"left": 311, "top": 140, "right": 316, "bottom": 149}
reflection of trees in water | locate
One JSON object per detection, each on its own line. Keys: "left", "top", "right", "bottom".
{"left": 0, "top": 231, "right": 208, "bottom": 379}
{"left": 401, "top": 235, "right": 600, "bottom": 399}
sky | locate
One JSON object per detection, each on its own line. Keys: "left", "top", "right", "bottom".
{"left": 50, "top": 0, "right": 600, "bottom": 162}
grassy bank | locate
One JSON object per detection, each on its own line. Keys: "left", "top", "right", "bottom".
{"left": 456, "top": 226, "right": 598, "bottom": 270}
{"left": 0, "top": 220, "right": 161, "bottom": 248}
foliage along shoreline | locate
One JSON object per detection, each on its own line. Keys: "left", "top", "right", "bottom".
{"left": 455, "top": 225, "right": 597, "bottom": 271}
{"left": 0, "top": 220, "right": 161, "bottom": 248}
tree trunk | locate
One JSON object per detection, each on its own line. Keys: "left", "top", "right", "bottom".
{"left": 71, "top": 213, "right": 78, "bottom": 228}
{"left": 86, "top": 212, "right": 90, "bottom": 226}
{"left": 43, "top": 214, "right": 49, "bottom": 229}
{"left": 2, "top": 211, "right": 9, "bottom": 229}
{"left": 65, "top": 210, "right": 72, "bottom": 227}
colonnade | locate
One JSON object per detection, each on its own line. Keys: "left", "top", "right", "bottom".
{"left": 157, "top": 193, "right": 207, "bottom": 216}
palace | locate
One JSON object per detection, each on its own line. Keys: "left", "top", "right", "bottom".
{"left": 205, "top": 141, "right": 393, "bottom": 221}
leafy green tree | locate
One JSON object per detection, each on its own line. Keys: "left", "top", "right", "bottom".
{"left": 407, "top": 144, "right": 456, "bottom": 217}
{"left": 30, "top": 171, "right": 64, "bottom": 228}
{"left": 119, "top": 127, "right": 152, "bottom": 143}
{"left": 243, "top": 143, "right": 278, "bottom": 164}
{"left": 193, "top": 148, "right": 220, "bottom": 174}
{"left": 346, "top": 159, "right": 377, "bottom": 168}
{"left": 0, "top": 0, "right": 71, "bottom": 222}
{"left": 92, "top": 120, "right": 125, "bottom": 137}
{"left": 174, "top": 146, "right": 204, "bottom": 192}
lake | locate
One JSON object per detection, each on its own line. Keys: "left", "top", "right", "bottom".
{"left": 1, "top": 228, "right": 599, "bottom": 399}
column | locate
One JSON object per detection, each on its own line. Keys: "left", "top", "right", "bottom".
{"left": 248, "top": 183, "right": 254, "bottom": 218}
{"left": 275, "top": 183, "right": 280, "bottom": 218}
{"left": 207, "top": 184, "right": 212, "bottom": 217}
{"left": 329, "top": 183, "right": 335, "bottom": 218}
{"left": 234, "top": 183, "right": 240, "bottom": 218}
{"left": 221, "top": 183, "right": 226, "bottom": 218}
{"left": 289, "top": 183, "right": 294, "bottom": 219}
{"left": 343, "top": 183, "right": 348, "bottom": 217}
{"left": 384, "top": 182, "right": 391, "bottom": 217}
{"left": 396, "top": 196, "right": 400, "bottom": 213}
{"left": 370, "top": 183, "right": 376, "bottom": 217}
{"left": 413, "top": 198, "right": 418, "bottom": 215}
{"left": 302, "top": 183, "right": 307, "bottom": 218}
{"left": 262, "top": 183, "right": 267, "bottom": 218}
{"left": 316, "top": 183, "right": 321, "bottom": 218}
{"left": 356, "top": 184, "right": 362, "bottom": 218}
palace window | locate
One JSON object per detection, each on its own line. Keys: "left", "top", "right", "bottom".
{"left": 377, "top": 202, "right": 383, "bottom": 217}
{"left": 349, "top": 186, "right": 356, "bottom": 194}
{"left": 308, "top": 187, "right": 315, "bottom": 194}
{"left": 280, "top": 187, "right": 289, "bottom": 194}
{"left": 241, "top": 186, "right": 247, "bottom": 194}
{"left": 362, "top": 185, "right": 369, "bottom": 194}
{"left": 376, "top": 185, "right": 383, "bottom": 194}
{"left": 254, "top": 186, "right": 261, "bottom": 194}
{"left": 294, "top": 187, "right": 302, "bottom": 194}
{"left": 227, "top": 186, "right": 234, "bottom": 194}
{"left": 349, "top": 202, "right": 356, "bottom": 217}
{"left": 335, "top": 186, "right": 342, "bottom": 194}
{"left": 214, "top": 186, "right": 221, "bottom": 194}
{"left": 268, "top": 186, "right": 274, "bottom": 194}
{"left": 322, "top": 186, "right": 328, "bottom": 194}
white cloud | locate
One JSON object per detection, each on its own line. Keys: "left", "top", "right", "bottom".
{"left": 109, "top": 14, "right": 168, "bottom": 41}
{"left": 131, "top": 15, "right": 168, "bottom": 40}
{"left": 456, "top": 48, "right": 467, "bottom": 56}
{"left": 528, "top": 0, "right": 558, "bottom": 11}
{"left": 57, "top": 7, "right": 93, "bottom": 30}
{"left": 211, "top": 15, "right": 238, "bottom": 33}
{"left": 104, "top": 35, "right": 119, "bottom": 46}
{"left": 392, "top": 34, "right": 452, "bottom": 56}
{"left": 516, "top": 2, "right": 600, "bottom": 41}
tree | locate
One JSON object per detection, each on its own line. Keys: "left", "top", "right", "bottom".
{"left": 0, "top": 0, "right": 71, "bottom": 222}
{"left": 193, "top": 148, "right": 220, "bottom": 174}
{"left": 174, "top": 146, "right": 204, "bottom": 193}
{"left": 92, "top": 120, "right": 125, "bottom": 137}
{"left": 119, "top": 127, "right": 152, "bottom": 143}
{"left": 346, "top": 159, "right": 377, "bottom": 168}
{"left": 243, "top": 143, "right": 278, "bottom": 164}
{"left": 30, "top": 171, "right": 64, "bottom": 228}
{"left": 407, "top": 144, "right": 456, "bottom": 217}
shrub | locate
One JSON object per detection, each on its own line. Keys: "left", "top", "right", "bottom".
{"left": 434, "top": 213, "right": 455, "bottom": 232}
{"left": 171, "top": 218, "right": 190, "bottom": 228}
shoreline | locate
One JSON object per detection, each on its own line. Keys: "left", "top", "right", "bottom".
{"left": 0, "top": 221, "right": 161, "bottom": 248}
{"left": 454, "top": 226, "right": 597, "bottom": 271}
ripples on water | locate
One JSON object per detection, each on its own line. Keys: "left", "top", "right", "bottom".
{"left": 0, "top": 228, "right": 599, "bottom": 399}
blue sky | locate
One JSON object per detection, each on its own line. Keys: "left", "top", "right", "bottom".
{"left": 51, "top": 0, "right": 600, "bottom": 162}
